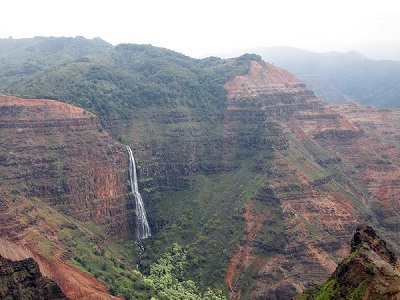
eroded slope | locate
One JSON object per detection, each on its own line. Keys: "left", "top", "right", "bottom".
{"left": 0, "top": 95, "right": 129, "bottom": 299}
{"left": 297, "top": 225, "right": 400, "bottom": 300}
{"left": 221, "top": 61, "right": 400, "bottom": 299}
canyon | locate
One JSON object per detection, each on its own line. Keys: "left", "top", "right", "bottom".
{"left": 220, "top": 62, "right": 400, "bottom": 299}
{"left": 0, "top": 39, "right": 399, "bottom": 299}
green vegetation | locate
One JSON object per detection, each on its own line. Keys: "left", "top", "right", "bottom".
{"left": 298, "top": 247, "right": 374, "bottom": 300}
{"left": 3, "top": 36, "right": 395, "bottom": 300}
{"left": 297, "top": 279, "right": 337, "bottom": 300}
{"left": 298, "top": 278, "right": 370, "bottom": 300}
{"left": 0, "top": 38, "right": 269, "bottom": 298}
{"left": 0, "top": 37, "right": 262, "bottom": 117}
{"left": 1, "top": 188, "right": 225, "bottom": 299}
{"left": 144, "top": 152, "right": 276, "bottom": 291}
{"left": 146, "top": 243, "right": 224, "bottom": 300}
{"left": 347, "top": 281, "right": 368, "bottom": 300}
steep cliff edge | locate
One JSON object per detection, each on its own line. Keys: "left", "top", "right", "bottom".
{"left": 0, "top": 255, "right": 68, "bottom": 300}
{"left": 297, "top": 225, "right": 400, "bottom": 299}
{"left": 97, "top": 60, "right": 400, "bottom": 299}
{"left": 220, "top": 61, "right": 400, "bottom": 299}
{"left": 98, "top": 60, "right": 400, "bottom": 298}
{"left": 0, "top": 95, "right": 128, "bottom": 236}
{"left": 0, "top": 95, "right": 128, "bottom": 299}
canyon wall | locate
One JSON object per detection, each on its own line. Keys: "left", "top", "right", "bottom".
{"left": 222, "top": 62, "right": 399, "bottom": 299}
{"left": 0, "top": 59, "right": 399, "bottom": 299}
{"left": 297, "top": 225, "right": 400, "bottom": 299}
{"left": 0, "top": 95, "right": 129, "bottom": 236}
{"left": 110, "top": 61, "right": 400, "bottom": 299}
{"left": 0, "top": 95, "right": 129, "bottom": 299}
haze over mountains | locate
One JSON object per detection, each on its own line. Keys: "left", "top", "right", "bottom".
{"left": 221, "top": 46, "right": 400, "bottom": 108}
{"left": 0, "top": 36, "right": 399, "bottom": 299}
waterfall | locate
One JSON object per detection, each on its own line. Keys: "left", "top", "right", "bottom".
{"left": 127, "top": 146, "right": 151, "bottom": 240}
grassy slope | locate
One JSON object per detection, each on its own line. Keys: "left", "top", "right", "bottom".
{"left": 0, "top": 186, "right": 151, "bottom": 299}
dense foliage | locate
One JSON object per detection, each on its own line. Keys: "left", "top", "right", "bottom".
{"left": 0, "top": 37, "right": 262, "bottom": 116}
{"left": 146, "top": 243, "right": 224, "bottom": 300}
{"left": 0, "top": 36, "right": 111, "bottom": 84}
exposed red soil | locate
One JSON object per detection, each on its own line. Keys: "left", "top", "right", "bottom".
{"left": 0, "top": 95, "right": 127, "bottom": 299}
{"left": 0, "top": 238, "right": 121, "bottom": 300}
{"left": 0, "top": 94, "right": 94, "bottom": 120}
{"left": 222, "top": 61, "right": 400, "bottom": 298}
{"left": 226, "top": 201, "right": 269, "bottom": 299}
{"left": 224, "top": 61, "right": 301, "bottom": 99}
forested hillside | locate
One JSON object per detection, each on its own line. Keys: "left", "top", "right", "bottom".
{"left": 0, "top": 37, "right": 261, "bottom": 116}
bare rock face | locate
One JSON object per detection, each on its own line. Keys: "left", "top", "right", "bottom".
{"left": 0, "top": 95, "right": 129, "bottom": 237}
{"left": 297, "top": 225, "right": 400, "bottom": 299}
{"left": 100, "top": 61, "right": 400, "bottom": 299}
{"left": 0, "top": 95, "right": 129, "bottom": 299}
{"left": 328, "top": 103, "right": 400, "bottom": 236}
{"left": 104, "top": 61, "right": 400, "bottom": 299}
{"left": 221, "top": 62, "right": 400, "bottom": 299}
{"left": 0, "top": 255, "right": 69, "bottom": 300}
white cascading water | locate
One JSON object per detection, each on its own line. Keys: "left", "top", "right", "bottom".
{"left": 127, "top": 146, "right": 151, "bottom": 240}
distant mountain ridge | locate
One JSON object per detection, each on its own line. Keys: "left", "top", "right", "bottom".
{"left": 0, "top": 37, "right": 262, "bottom": 117}
{"left": 222, "top": 46, "right": 400, "bottom": 108}
{"left": 261, "top": 46, "right": 400, "bottom": 108}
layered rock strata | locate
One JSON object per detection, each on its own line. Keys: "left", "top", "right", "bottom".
{"left": 222, "top": 62, "right": 400, "bottom": 299}
{"left": 0, "top": 95, "right": 128, "bottom": 236}
{"left": 0, "top": 95, "right": 128, "bottom": 299}
{"left": 297, "top": 225, "right": 400, "bottom": 299}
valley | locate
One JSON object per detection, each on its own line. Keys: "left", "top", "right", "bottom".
{"left": 0, "top": 37, "right": 399, "bottom": 299}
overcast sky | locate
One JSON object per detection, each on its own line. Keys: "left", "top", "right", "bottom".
{"left": 2, "top": 0, "right": 400, "bottom": 59}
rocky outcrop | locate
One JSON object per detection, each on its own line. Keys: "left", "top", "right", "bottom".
{"left": 0, "top": 255, "right": 68, "bottom": 300}
{"left": 297, "top": 225, "right": 400, "bottom": 299}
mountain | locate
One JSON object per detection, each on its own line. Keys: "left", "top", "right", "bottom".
{"left": 233, "top": 46, "right": 400, "bottom": 108}
{"left": 0, "top": 38, "right": 260, "bottom": 116}
{"left": 297, "top": 225, "right": 400, "bottom": 299}
{"left": 0, "top": 36, "right": 112, "bottom": 88}
{"left": 0, "top": 37, "right": 399, "bottom": 299}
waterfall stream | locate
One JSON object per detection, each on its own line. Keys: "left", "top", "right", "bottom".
{"left": 127, "top": 146, "right": 151, "bottom": 240}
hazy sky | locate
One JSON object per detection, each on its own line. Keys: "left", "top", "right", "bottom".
{"left": 2, "top": 0, "right": 400, "bottom": 59}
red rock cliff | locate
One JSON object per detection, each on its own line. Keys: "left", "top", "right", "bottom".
{"left": 223, "top": 62, "right": 400, "bottom": 299}
{"left": 0, "top": 95, "right": 129, "bottom": 235}
{"left": 0, "top": 95, "right": 130, "bottom": 299}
